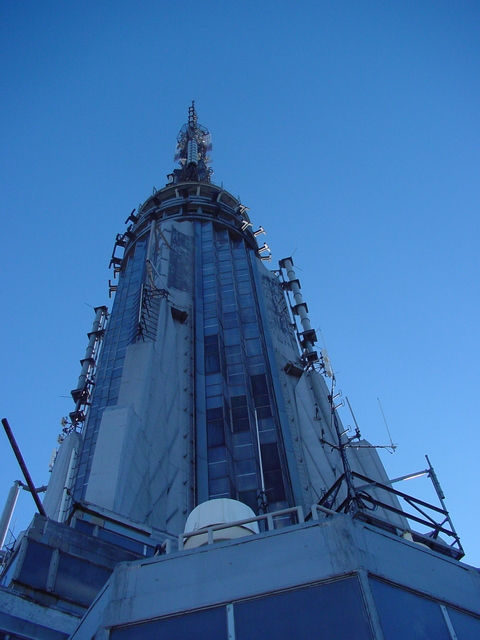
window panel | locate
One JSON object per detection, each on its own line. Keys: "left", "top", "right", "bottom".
{"left": 238, "top": 490, "right": 258, "bottom": 512}
{"left": 208, "top": 446, "right": 227, "bottom": 463}
{"left": 254, "top": 394, "right": 270, "bottom": 409}
{"left": 110, "top": 606, "right": 228, "bottom": 640}
{"left": 226, "top": 353, "right": 243, "bottom": 366}
{"left": 224, "top": 329, "right": 241, "bottom": 346}
{"left": 207, "top": 420, "right": 225, "bottom": 447}
{"left": 207, "top": 407, "right": 224, "bottom": 421}
{"left": 256, "top": 406, "right": 273, "bottom": 420}
{"left": 206, "top": 373, "right": 222, "bottom": 386}
{"left": 239, "top": 294, "right": 254, "bottom": 308}
{"left": 228, "top": 372, "right": 244, "bottom": 385}
{"left": 227, "top": 363, "right": 243, "bottom": 375}
{"left": 370, "top": 578, "right": 451, "bottom": 640}
{"left": 232, "top": 406, "right": 249, "bottom": 420}
{"left": 236, "top": 473, "right": 258, "bottom": 491}
{"left": 232, "top": 418, "right": 250, "bottom": 433}
{"left": 208, "top": 461, "right": 228, "bottom": 480}
{"left": 259, "top": 429, "right": 277, "bottom": 444}
{"left": 251, "top": 374, "right": 268, "bottom": 395}
{"left": 206, "top": 395, "right": 223, "bottom": 409}
{"left": 448, "top": 607, "right": 480, "bottom": 639}
{"left": 231, "top": 395, "right": 247, "bottom": 408}
{"left": 230, "top": 384, "right": 247, "bottom": 395}
{"left": 234, "top": 432, "right": 252, "bottom": 446}
{"left": 206, "top": 384, "right": 222, "bottom": 397}
{"left": 245, "top": 339, "right": 261, "bottom": 356}
{"left": 204, "top": 323, "right": 219, "bottom": 336}
{"left": 205, "top": 353, "right": 220, "bottom": 373}
{"left": 234, "top": 578, "right": 372, "bottom": 640}
{"left": 235, "top": 443, "right": 254, "bottom": 460}
{"left": 223, "top": 312, "right": 238, "bottom": 328}
{"left": 260, "top": 443, "right": 281, "bottom": 471}
{"left": 209, "top": 477, "right": 230, "bottom": 495}
{"left": 17, "top": 541, "right": 52, "bottom": 590}
{"left": 236, "top": 459, "right": 256, "bottom": 475}
{"left": 55, "top": 553, "right": 111, "bottom": 607}
{"left": 264, "top": 470, "right": 286, "bottom": 502}
{"left": 258, "top": 416, "right": 275, "bottom": 431}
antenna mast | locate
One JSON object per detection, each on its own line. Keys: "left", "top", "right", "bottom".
{"left": 172, "top": 101, "right": 213, "bottom": 183}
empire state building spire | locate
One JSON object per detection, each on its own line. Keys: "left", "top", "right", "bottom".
{"left": 172, "top": 101, "right": 213, "bottom": 183}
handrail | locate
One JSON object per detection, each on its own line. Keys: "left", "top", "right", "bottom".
{"left": 179, "top": 505, "right": 304, "bottom": 550}
{"left": 315, "top": 470, "right": 464, "bottom": 559}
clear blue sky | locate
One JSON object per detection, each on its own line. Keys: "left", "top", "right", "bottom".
{"left": 1, "top": 1, "right": 479, "bottom": 564}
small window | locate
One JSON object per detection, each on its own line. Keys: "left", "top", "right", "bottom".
{"left": 370, "top": 579, "right": 451, "bottom": 640}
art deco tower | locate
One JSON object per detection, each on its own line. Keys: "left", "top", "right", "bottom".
{"left": 43, "top": 102, "right": 402, "bottom": 538}
{"left": 1, "top": 106, "right": 479, "bottom": 640}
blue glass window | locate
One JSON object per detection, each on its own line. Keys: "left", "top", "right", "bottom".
{"left": 17, "top": 540, "right": 52, "bottom": 590}
{"left": 110, "top": 606, "right": 228, "bottom": 640}
{"left": 448, "top": 607, "right": 480, "bottom": 639}
{"left": 196, "top": 222, "right": 293, "bottom": 509}
{"left": 207, "top": 420, "right": 225, "bottom": 447}
{"left": 73, "top": 236, "right": 148, "bottom": 500}
{"left": 234, "top": 578, "right": 372, "bottom": 640}
{"left": 55, "top": 552, "right": 111, "bottom": 606}
{"left": 264, "top": 470, "right": 286, "bottom": 502}
{"left": 209, "top": 477, "right": 230, "bottom": 495}
{"left": 370, "top": 578, "right": 451, "bottom": 640}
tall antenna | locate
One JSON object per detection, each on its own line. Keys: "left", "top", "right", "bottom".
{"left": 377, "top": 398, "right": 397, "bottom": 452}
{"left": 173, "top": 102, "right": 213, "bottom": 183}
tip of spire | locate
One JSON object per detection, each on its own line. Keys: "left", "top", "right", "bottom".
{"left": 172, "top": 103, "right": 213, "bottom": 183}
{"left": 188, "top": 101, "right": 198, "bottom": 129}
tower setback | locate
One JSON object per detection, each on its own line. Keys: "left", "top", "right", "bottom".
{"left": 1, "top": 106, "right": 479, "bottom": 640}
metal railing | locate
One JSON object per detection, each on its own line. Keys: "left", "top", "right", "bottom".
{"left": 314, "top": 469, "right": 464, "bottom": 560}
{"left": 179, "top": 505, "right": 304, "bottom": 551}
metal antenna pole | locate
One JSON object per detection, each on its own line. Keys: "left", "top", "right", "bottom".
{"left": 254, "top": 409, "right": 268, "bottom": 513}
{"left": 1, "top": 418, "right": 47, "bottom": 517}
{"left": 345, "top": 396, "right": 361, "bottom": 437}
{"left": 330, "top": 379, "right": 357, "bottom": 513}
{"left": 377, "top": 398, "right": 396, "bottom": 451}
{"left": 0, "top": 480, "right": 22, "bottom": 548}
{"left": 425, "top": 455, "right": 462, "bottom": 551}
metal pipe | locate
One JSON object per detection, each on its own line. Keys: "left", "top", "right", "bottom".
{"left": 281, "top": 257, "right": 317, "bottom": 357}
{"left": 75, "top": 306, "right": 107, "bottom": 391}
{"left": 254, "top": 409, "right": 267, "bottom": 513}
{"left": 1, "top": 418, "right": 47, "bottom": 517}
{"left": 425, "top": 455, "right": 462, "bottom": 549}
{"left": 0, "top": 480, "right": 22, "bottom": 548}
{"left": 282, "top": 257, "right": 313, "bottom": 333}
{"left": 310, "top": 503, "right": 339, "bottom": 519}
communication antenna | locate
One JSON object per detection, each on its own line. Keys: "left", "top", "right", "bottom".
{"left": 377, "top": 398, "right": 397, "bottom": 452}
{"left": 340, "top": 396, "right": 397, "bottom": 454}
{"left": 254, "top": 409, "right": 268, "bottom": 513}
{"left": 345, "top": 396, "right": 362, "bottom": 441}
{"left": 321, "top": 349, "right": 334, "bottom": 378}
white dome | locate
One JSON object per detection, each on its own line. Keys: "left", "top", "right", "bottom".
{"left": 183, "top": 498, "right": 259, "bottom": 549}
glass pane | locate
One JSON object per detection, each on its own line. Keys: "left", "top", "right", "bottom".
{"left": 234, "top": 577, "right": 372, "bottom": 640}
{"left": 97, "top": 528, "right": 145, "bottom": 554}
{"left": 17, "top": 540, "right": 52, "bottom": 590}
{"left": 260, "top": 443, "right": 281, "bottom": 471}
{"left": 209, "top": 461, "right": 228, "bottom": 479}
{"left": 55, "top": 553, "right": 111, "bottom": 606}
{"left": 111, "top": 606, "right": 228, "bottom": 640}
{"left": 370, "top": 578, "right": 451, "bottom": 640}
{"left": 263, "top": 470, "right": 286, "bottom": 502}
{"left": 448, "top": 607, "right": 480, "bottom": 639}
